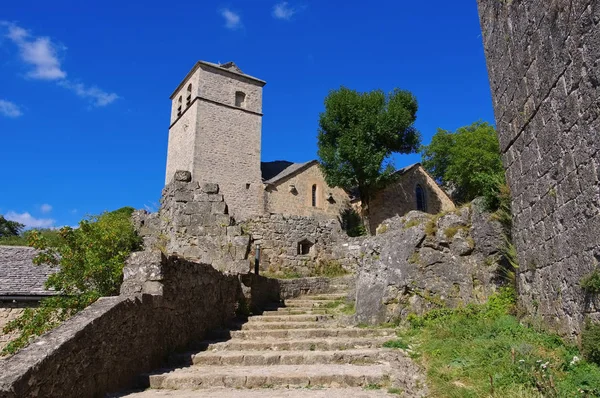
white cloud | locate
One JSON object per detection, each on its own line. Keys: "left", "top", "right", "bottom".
{"left": 3, "top": 22, "right": 66, "bottom": 80}
{"left": 58, "top": 80, "right": 119, "bottom": 107}
{"left": 272, "top": 2, "right": 297, "bottom": 20}
{"left": 0, "top": 99, "right": 22, "bottom": 117}
{"left": 5, "top": 211, "right": 55, "bottom": 229}
{"left": 40, "top": 204, "right": 52, "bottom": 213}
{"left": 1, "top": 21, "right": 118, "bottom": 107}
{"left": 221, "top": 9, "right": 242, "bottom": 30}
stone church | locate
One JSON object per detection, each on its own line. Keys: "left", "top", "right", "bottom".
{"left": 165, "top": 60, "right": 454, "bottom": 226}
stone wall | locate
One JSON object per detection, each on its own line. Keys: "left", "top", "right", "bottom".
{"left": 477, "top": 0, "right": 600, "bottom": 336}
{"left": 368, "top": 165, "right": 455, "bottom": 233}
{"left": 264, "top": 162, "right": 351, "bottom": 218}
{"left": 133, "top": 174, "right": 251, "bottom": 274}
{"left": 0, "top": 250, "right": 280, "bottom": 398}
{"left": 243, "top": 214, "right": 356, "bottom": 277}
{"left": 354, "top": 203, "right": 504, "bottom": 324}
{"left": 0, "top": 302, "right": 37, "bottom": 353}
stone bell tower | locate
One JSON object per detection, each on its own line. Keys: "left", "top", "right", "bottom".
{"left": 165, "top": 61, "right": 266, "bottom": 220}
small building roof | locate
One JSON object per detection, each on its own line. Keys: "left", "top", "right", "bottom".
{"left": 261, "top": 160, "right": 319, "bottom": 185}
{"left": 0, "top": 246, "right": 56, "bottom": 298}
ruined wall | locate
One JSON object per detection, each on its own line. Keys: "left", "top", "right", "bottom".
{"left": 133, "top": 173, "right": 251, "bottom": 274}
{"left": 369, "top": 165, "right": 455, "bottom": 233}
{"left": 0, "top": 251, "right": 280, "bottom": 398}
{"left": 244, "top": 214, "right": 356, "bottom": 277}
{"left": 355, "top": 203, "right": 504, "bottom": 324}
{"left": 265, "top": 163, "right": 351, "bottom": 218}
{"left": 477, "top": 0, "right": 600, "bottom": 336}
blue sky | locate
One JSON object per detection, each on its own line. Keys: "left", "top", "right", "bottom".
{"left": 0, "top": 0, "right": 495, "bottom": 229}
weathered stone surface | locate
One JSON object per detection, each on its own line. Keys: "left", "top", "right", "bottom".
{"left": 477, "top": 0, "right": 600, "bottom": 336}
{"left": 355, "top": 206, "right": 504, "bottom": 324}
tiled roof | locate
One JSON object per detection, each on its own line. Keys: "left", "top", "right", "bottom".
{"left": 0, "top": 246, "right": 56, "bottom": 297}
{"left": 261, "top": 160, "right": 318, "bottom": 185}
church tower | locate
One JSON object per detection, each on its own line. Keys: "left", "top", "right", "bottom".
{"left": 165, "top": 61, "right": 266, "bottom": 220}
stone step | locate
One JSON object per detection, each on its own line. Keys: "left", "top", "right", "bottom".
{"left": 261, "top": 308, "right": 330, "bottom": 315}
{"left": 191, "top": 348, "right": 389, "bottom": 366}
{"left": 290, "top": 293, "right": 349, "bottom": 300}
{"left": 148, "top": 364, "right": 391, "bottom": 389}
{"left": 200, "top": 336, "right": 391, "bottom": 351}
{"left": 229, "top": 328, "right": 394, "bottom": 340}
{"left": 239, "top": 322, "right": 332, "bottom": 330}
{"left": 248, "top": 314, "right": 334, "bottom": 322}
{"left": 283, "top": 300, "right": 340, "bottom": 307}
{"left": 115, "top": 386, "right": 396, "bottom": 397}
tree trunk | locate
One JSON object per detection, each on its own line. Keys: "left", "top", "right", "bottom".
{"left": 359, "top": 188, "right": 372, "bottom": 235}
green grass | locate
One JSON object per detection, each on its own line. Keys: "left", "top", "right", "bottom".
{"left": 364, "top": 383, "right": 382, "bottom": 390}
{"left": 397, "top": 289, "right": 600, "bottom": 397}
{"left": 383, "top": 339, "right": 409, "bottom": 349}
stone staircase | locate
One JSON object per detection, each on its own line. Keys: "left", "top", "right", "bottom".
{"left": 116, "top": 282, "right": 426, "bottom": 397}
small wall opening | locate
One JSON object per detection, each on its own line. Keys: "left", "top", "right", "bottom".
{"left": 297, "top": 239, "right": 314, "bottom": 255}
{"left": 311, "top": 184, "right": 318, "bottom": 207}
{"left": 186, "top": 84, "right": 192, "bottom": 106}
{"left": 177, "top": 96, "right": 182, "bottom": 116}
{"left": 416, "top": 184, "right": 427, "bottom": 212}
{"left": 235, "top": 91, "right": 246, "bottom": 108}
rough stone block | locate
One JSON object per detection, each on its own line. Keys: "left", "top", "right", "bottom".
{"left": 173, "top": 170, "right": 192, "bottom": 182}
{"left": 208, "top": 194, "right": 224, "bottom": 202}
{"left": 215, "top": 214, "right": 232, "bottom": 227}
{"left": 184, "top": 202, "right": 211, "bottom": 215}
{"left": 211, "top": 201, "right": 228, "bottom": 214}
{"left": 202, "top": 183, "right": 219, "bottom": 194}
{"left": 227, "top": 225, "right": 242, "bottom": 237}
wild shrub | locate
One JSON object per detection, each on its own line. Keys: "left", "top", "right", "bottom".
{"left": 2, "top": 207, "right": 142, "bottom": 355}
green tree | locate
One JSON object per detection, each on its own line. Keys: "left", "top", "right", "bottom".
{"left": 2, "top": 207, "right": 142, "bottom": 355}
{"left": 0, "top": 215, "right": 24, "bottom": 237}
{"left": 421, "top": 121, "right": 505, "bottom": 206}
{"left": 317, "top": 87, "right": 420, "bottom": 233}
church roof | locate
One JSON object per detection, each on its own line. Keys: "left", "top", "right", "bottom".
{"left": 261, "top": 160, "right": 319, "bottom": 185}
{"left": 0, "top": 246, "right": 56, "bottom": 298}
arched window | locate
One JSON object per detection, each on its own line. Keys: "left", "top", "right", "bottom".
{"left": 311, "top": 184, "right": 317, "bottom": 207}
{"left": 177, "top": 96, "right": 182, "bottom": 117}
{"left": 235, "top": 91, "right": 246, "bottom": 107}
{"left": 186, "top": 84, "right": 192, "bottom": 106}
{"left": 416, "top": 185, "right": 426, "bottom": 212}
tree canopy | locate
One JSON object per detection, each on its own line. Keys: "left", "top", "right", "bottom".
{"left": 317, "top": 86, "right": 420, "bottom": 232}
{"left": 420, "top": 121, "right": 505, "bottom": 206}
{"left": 0, "top": 215, "right": 24, "bottom": 237}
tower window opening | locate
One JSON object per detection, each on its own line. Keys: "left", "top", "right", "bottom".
{"left": 177, "top": 95, "right": 182, "bottom": 116}
{"left": 186, "top": 84, "right": 192, "bottom": 106}
{"left": 416, "top": 184, "right": 426, "bottom": 212}
{"left": 311, "top": 184, "right": 317, "bottom": 207}
{"left": 235, "top": 91, "right": 246, "bottom": 108}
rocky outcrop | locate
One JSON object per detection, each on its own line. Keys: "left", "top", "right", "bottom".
{"left": 355, "top": 203, "right": 505, "bottom": 324}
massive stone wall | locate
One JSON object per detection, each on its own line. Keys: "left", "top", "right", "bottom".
{"left": 0, "top": 250, "right": 280, "bottom": 398}
{"left": 477, "top": 0, "right": 600, "bottom": 336}
{"left": 264, "top": 162, "right": 351, "bottom": 218}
